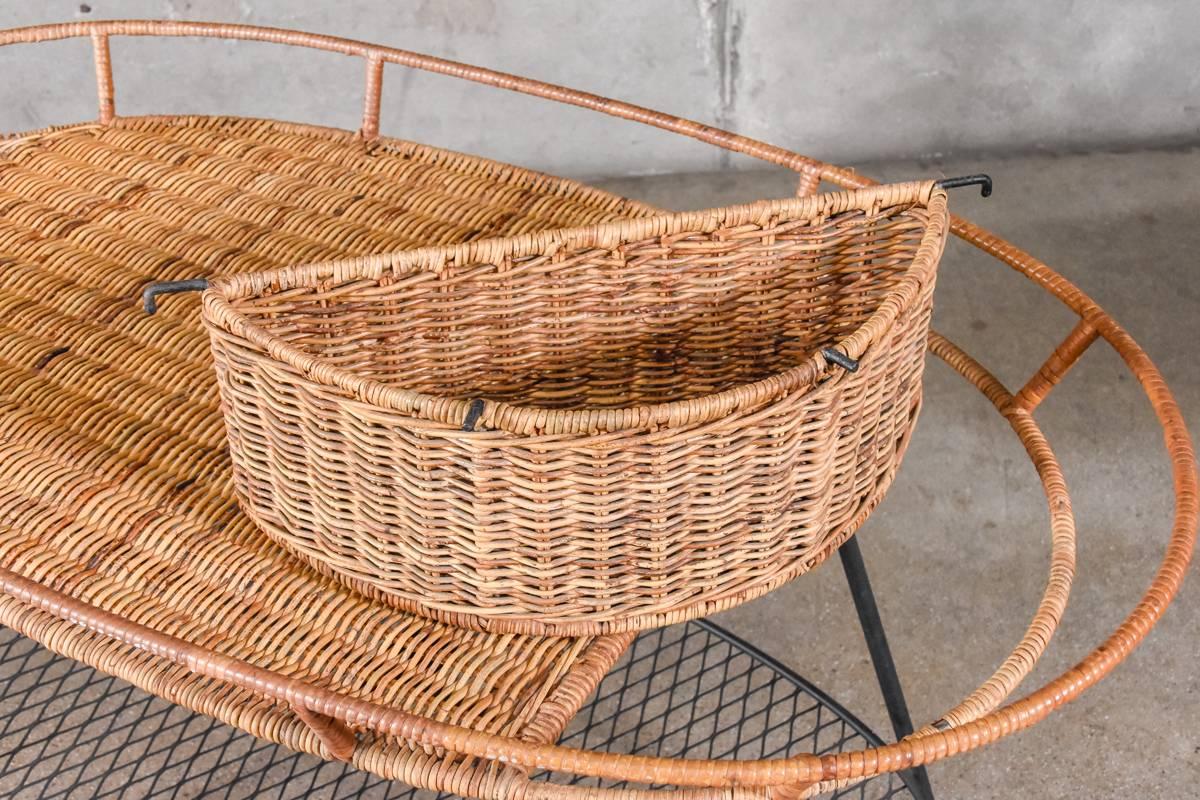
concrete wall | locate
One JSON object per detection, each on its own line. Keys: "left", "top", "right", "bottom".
{"left": 0, "top": 1, "right": 1196, "bottom": 178}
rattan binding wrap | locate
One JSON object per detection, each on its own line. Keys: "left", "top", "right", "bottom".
{"left": 199, "top": 183, "right": 948, "bottom": 634}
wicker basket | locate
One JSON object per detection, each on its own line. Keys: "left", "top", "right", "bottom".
{"left": 197, "top": 181, "right": 948, "bottom": 634}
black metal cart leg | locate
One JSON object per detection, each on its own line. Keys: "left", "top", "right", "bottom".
{"left": 839, "top": 535, "right": 935, "bottom": 800}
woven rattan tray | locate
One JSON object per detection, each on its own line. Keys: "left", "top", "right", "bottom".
{"left": 0, "top": 20, "right": 1193, "bottom": 800}
{"left": 0, "top": 108, "right": 644, "bottom": 792}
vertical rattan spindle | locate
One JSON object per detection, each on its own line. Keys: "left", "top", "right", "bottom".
{"left": 796, "top": 167, "right": 822, "bottom": 196}
{"left": 91, "top": 32, "right": 115, "bottom": 124}
{"left": 1013, "top": 318, "right": 1100, "bottom": 412}
{"left": 291, "top": 702, "right": 357, "bottom": 762}
{"left": 360, "top": 53, "right": 384, "bottom": 140}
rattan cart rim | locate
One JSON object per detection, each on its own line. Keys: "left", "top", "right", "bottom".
{"left": 203, "top": 181, "right": 946, "bottom": 435}
{"left": 0, "top": 19, "right": 1192, "bottom": 797}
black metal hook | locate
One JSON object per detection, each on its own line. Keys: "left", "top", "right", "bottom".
{"left": 821, "top": 347, "right": 860, "bottom": 373}
{"left": 461, "top": 398, "right": 486, "bottom": 432}
{"left": 142, "top": 279, "right": 209, "bottom": 314}
{"left": 935, "top": 174, "right": 992, "bottom": 198}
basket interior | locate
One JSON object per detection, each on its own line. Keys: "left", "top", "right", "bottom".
{"left": 230, "top": 200, "right": 934, "bottom": 410}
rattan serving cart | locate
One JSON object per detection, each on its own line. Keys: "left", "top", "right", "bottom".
{"left": 0, "top": 19, "right": 1192, "bottom": 800}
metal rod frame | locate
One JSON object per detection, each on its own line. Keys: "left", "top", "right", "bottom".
{"left": 839, "top": 538, "right": 935, "bottom": 800}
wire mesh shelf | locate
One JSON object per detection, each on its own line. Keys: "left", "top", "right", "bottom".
{"left": 0, "top": 621, "right": 908, "bottom": 799}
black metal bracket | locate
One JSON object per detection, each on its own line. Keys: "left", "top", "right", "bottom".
{"left": 461, "top": 398, "right": 486, "bottom": 432}
{"left": 935, "top": 174, "right": 992, "bottom": 198}
{"left": 142, "top": 279, "right": 209, "bottom": 314}
{"left": 840, "top": 536, "right": 936, "bottom": 800}
{"left": 821, "top": 347, "right": 860, "bottom": 373}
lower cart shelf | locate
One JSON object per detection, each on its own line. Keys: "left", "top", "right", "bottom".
{"left": 0, "top": 622, "right": 909, "bottom": 800}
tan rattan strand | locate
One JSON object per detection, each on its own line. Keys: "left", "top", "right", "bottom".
{"left": 198, "top": 182, "right": 948, "bottom": 634}
{"left": 0, "top": 113, "right": 643, "bottom": 788}
{"left": 0, "top": 20, "right": 1191, "bottom": 800}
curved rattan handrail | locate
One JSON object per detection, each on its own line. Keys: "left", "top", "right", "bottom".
{"left": 0, "top": 18, "right": 1193, "bottom": 797}
{"left": 0, "top": 19, "right": 826, "bottom": 182}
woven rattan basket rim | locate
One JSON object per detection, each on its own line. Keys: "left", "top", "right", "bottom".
{"left": 204, "top": 180, "right": 948, "bottom": 436}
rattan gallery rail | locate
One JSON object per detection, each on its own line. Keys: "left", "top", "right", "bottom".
{"left": 0, "top": 19, "right": 1192, "bottom": 800}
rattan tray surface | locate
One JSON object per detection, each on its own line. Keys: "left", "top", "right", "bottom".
{"left": 0, "top": 113, "right": 644, "bottom": 789}
{"left": 0, "top": 20, "right": 1192, "bottom": 800}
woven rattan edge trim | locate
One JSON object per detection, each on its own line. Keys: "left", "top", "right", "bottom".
{"left": 0, "top": 594, "right": 330, "bottom": 757}
{"left": 514, "top": 631, "right": 638, "bottom": 743}
{"left": 0, "top": 578, "right": 632, "bottom": 784}
{"left": 0, "top": 561, "right": 828, "bottom": 791}
{"left": 1, "top": 612, "right": 582, "bottom": 800}
{"left": 0, "top": 593, "right": 522, "bottom": 795}
{"left": 0, "top": 118, "right": 106, "bottom": 144}
{"left": 202, "top": 183, "right": 948, "bottom": 437}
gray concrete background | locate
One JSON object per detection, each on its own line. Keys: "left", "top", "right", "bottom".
{"left": 1, "top": 1, "right": 1199, "bottom": 177}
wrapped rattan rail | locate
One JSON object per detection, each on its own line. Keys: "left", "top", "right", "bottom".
{"left": 0, "top": 19, "right": 1192, "bottom": 799}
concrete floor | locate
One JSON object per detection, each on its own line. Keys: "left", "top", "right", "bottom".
{"left": 597, "top": 147, "right": 1200, "bottom": 799}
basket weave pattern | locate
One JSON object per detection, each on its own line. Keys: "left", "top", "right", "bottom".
{"left": 204, "top": 183, "right": 948, "bottom": 634}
